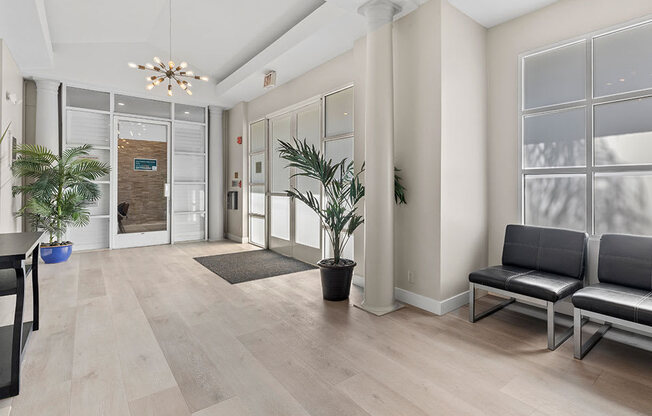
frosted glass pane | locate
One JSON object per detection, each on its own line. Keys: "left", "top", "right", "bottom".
{"left": 250, "top": 153, "right": 265, "bottom": 184}
{"left": 325, "top": 137, "right": 354, "bottom": 176}
{"left": 271, "top": 195, "right": 290, "bottom": 240}
{"left": 295, "top": 200, "right": 320, "bottom": 248}
{"left": 270, "top": 116, "right": 291, "bottom": 193}
{"left": 174, "top": 212, "right": 205, "bottom": 241}
{"left": 85, "top": 183, "right": 110, "bottom": 216}
{"left": 67, "top": 217, "right": 109, "bottom": 250}
{"left": 249, "top": 185, "right": 265, "bottom": 215}
{"left": 175, "top": 104, "right": 205, "bottom": 123}
{"left": 175, "top": 123, "right": 204, "bottom": 153}
{"left": 115, "top": 94, "right": 171, "bottom": 119}
{"left": 595, "top": 173, "right": 652, "bottom": 235}
{"left": 250, "top": 120, "right": 265, "bottom": 153}
{"left": 174, "top": 154, "right": 204, "bottom": 182}
{"left": 324, "top": 233, "right": 354, "bottom": 261}
{"left": 325, "top": 88, "right": 353, "bottom": 137}
{"left": 523, "top": 42, "right": 586, "bottom": 109}
{"left": 594, "top": 22, "right": 652, "bottom": 97}
{"left": 173, "top": 184, "right": 205, "bottom": 212}
{"left": 523, "top": 107, "right": 586, "bottom": 168}
{"left": 296, "top": 105, "right": 321, "bottom": 195}
{"left": 250, "top": 216, "right": 265, "bottom": 247}
{"left": 67, "top": 110, "right": 110, "bottom": 146}
{"left": 66, "top": 87, "right": 109, "bottom": 111}
{"left": 595, "top": 97, "right": 652, "bottom": 166}
{"left": 118, "top": 121, "right": 167, "bottom": 142}
{"left": 524, "top": 175, "right": 585, "bottom": 231}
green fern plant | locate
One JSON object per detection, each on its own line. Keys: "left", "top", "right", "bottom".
{"left": 278, "top": 138, "right": 406, "bottom": 265}
{"left": 12, "top": 144, "right": 110, "bottom": 245}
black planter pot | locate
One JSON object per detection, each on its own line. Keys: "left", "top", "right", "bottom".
{"left": 318, "top": 258, "right": 356, "bottom": 301}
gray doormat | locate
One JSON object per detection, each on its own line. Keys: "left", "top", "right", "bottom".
{"left": 194, "top": 250, "right": 317, "bottom": 284}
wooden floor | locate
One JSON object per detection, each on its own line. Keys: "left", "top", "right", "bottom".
{"left": 0, "top": 240, "right": 650, "bottom": 415}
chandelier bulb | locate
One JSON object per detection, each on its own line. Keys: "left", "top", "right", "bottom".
{"left": 199, "top": 76, "right": 209, "bottom": 82}
{"left": 168, "top": 60, "right": 175, "bottom": 69}
{"left": 186, "top": 89, "right": 193, "bottom": 96}
{"left": 146, "top": 84, "right": 155, "bottom": 90}
{"left": 145, "top": 63, "right": 154, "bottom": 69}
{"left": 186, "top": 71, "right": 194, "bottom": 76}
{"left": 167, "top": 85, "right": 173, "bottom": 96}
{"left": 180, "top": 61, "right": 188, "bottom": 69}
{"left": 153, "top": 56, "right": 162, "bottom": 64}
{"left": 128, "top": 62, "right": 137, "bottom": 68}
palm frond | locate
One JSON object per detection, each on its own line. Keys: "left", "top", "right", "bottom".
{"left": 278, "top": 138, "right": 407, "bottom": 264}
{"left": 12, "top": 144, "right": 111, "bottom": 243}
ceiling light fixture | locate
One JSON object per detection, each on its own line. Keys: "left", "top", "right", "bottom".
{"left": 128, "top": 0, "right": 208, "bottom": 96}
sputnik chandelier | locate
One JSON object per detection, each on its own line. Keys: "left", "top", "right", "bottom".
{"left": 128, "top": 0, "right": 208, "bottom": 96}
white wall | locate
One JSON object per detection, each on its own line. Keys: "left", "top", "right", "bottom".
{"left": 487, "top": 0, "right": 652, "bottom": 266}
{"left": 226, "top": 102, "right": 246, "bottom": 240}
{"left": 440, "top": 0, "right": 488, "bottom": 300}
{"left": 0, "top": 40, "right": 23, "bottom": 233}
{"left": 393, "top": 0, "right": 442, "bottom": 300}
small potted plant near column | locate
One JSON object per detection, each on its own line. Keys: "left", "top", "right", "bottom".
{"left": 278, "top": 139, "right": 406, "bottom": 301}
{"left": 12, "top": 144, "right": 110, "bottom": 263}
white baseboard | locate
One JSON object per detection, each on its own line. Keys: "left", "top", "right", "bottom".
{"left": 226, "top": 234, "right": 247, "bottom": 243}
{"left": 352, "top": 275, "right": 469, "bottom": 316}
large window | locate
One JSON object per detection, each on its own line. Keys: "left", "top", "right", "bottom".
{"left": 520, "top": 20, "right": 652, "bottom": 235}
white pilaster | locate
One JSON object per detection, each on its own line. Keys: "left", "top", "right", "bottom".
{"left": 34, "top": 79, "right": 60, "bottom": 155}
{"left": 358, "top": 0, "right": 402, "bottom": 316}
{"left": 208, "top": 105, "right": 225, "bottom": 241}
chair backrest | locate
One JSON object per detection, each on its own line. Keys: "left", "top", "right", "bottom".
{"left": 502, "top": 224, "right": 588, "bottom": 279}
{"left": 598, "top": 234, "right": 652, "bottom": 291}
{"left": 118, "top": 202, "right": 129, "bottom": 217}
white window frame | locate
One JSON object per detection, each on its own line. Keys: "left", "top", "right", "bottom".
{"left": 62, "top": 82, "right": 209, "bottom": 249}
{"left": 518, "top": 17, "right": 652, "bottom": 236}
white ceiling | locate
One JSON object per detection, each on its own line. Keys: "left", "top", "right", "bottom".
{"left": 0, "top": 0, "right": 561, "bottom": 108}
{"left": 447, "top": 0, "right": 559, "bottom": 28}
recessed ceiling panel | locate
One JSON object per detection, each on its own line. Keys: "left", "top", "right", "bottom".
{"left": 447, "top": 0, "right": 559, "bottom": 28}
{"left": 44, "top": 0, "right": 166, "bottom": 43}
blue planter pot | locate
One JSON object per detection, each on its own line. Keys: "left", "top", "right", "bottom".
{"left": 40, "top": 244, "right": 73, "bottom": 264}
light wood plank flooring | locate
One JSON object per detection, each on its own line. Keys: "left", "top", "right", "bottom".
{"left": 0, "top": 241, "right": 650, "bottom": 415}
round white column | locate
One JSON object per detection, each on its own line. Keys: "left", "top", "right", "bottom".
{"left": 35, "top": 79, "right": 61, "bottom": 155}
{"left": 358, "top": 0, "right": 402, "bottom": 316}
{"left": 208, "top": 105, "right": 225, "bottom": 241}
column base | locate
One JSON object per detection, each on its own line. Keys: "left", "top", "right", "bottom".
{"left": 354, "top": 301, "right": 404, "bottom": 316}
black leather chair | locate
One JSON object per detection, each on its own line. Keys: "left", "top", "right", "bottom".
{"left": 572, "top": 234, "right": 652, "bottom": 359}
{"left": 469, "top": 224, "right": 588, "bottom": 350}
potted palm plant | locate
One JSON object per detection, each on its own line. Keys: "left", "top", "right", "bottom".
{"left": 12, "top": 144, "right": 110, "bottom": 263}
{"left": 278, "top": 138, "right": 406, "bottom": 301}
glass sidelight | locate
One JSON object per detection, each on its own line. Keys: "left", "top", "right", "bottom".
{"left": 267, "top": 103, "right": 322, "bottom": 264}
{"left": 114, "top": 117, "right": 171, "bottom": 248}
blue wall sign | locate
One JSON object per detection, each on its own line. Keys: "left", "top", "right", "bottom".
{"left": 134, "top": 158, "right": 157, "bottom": 171}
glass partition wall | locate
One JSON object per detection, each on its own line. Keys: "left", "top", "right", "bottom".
{"left": 63, "top": 85, "right": 208, "bottom": 250}
{"left": 519, "top": 19, "right": 652, "bottom": 236}
{"left": 247, "top": 85, "right": 354, "bottom": 264}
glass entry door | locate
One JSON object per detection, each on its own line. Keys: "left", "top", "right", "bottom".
{"left": 113, "top": 117, "right": 171, "bottom": 248}
{"left": 268, "top": 103, "right": 322, "bottom": 264}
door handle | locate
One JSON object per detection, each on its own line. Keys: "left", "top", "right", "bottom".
{"left": 164, "top": 183, "right": 170, "bottom": 198}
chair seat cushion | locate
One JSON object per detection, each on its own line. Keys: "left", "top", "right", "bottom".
{"left": 572, "top": 283, "right": 652, "bottom": 326}
{"left": 470, "top": 265, "right": 583, "bottom": 302}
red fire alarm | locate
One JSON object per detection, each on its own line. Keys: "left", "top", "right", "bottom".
{"left": 237, "top": 136, "right": 242, "bottom": 144}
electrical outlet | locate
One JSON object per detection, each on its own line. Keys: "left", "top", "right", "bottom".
{"left": 408, "top": 270, "right": 415, "bottom": 284}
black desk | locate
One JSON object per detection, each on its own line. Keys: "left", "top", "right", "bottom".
{"left": 0, "top": 232, "right": 42, "bottom": 398}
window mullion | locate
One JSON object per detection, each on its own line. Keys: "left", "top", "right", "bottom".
{"left": 586, "top": 36, "right": 595, "bottom": 235}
